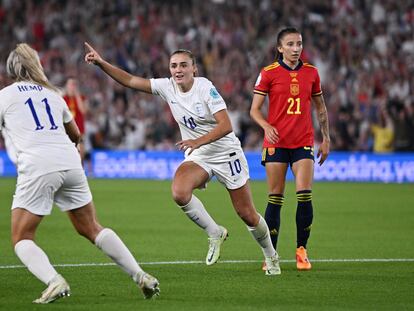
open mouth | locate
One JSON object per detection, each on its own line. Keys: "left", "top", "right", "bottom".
{"left": 175, "top": 74, "right": 184, "bottom": 81}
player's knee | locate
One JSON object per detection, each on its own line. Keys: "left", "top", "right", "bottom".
{"left": 172, "top": 192, "right": 192, "bottom": 206}
{"left": 171, "top": 184, "right": 192, "bottom": 206}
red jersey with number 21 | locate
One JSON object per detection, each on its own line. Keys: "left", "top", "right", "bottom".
{"left": 254, "top": 59, "right": 322, "bottom": 148}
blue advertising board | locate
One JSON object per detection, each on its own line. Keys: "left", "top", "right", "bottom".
{"left": 92, "top": 150, "right": 183, "bottom": 179}
{"left": 0, "top": 151, "right": 16, "bottom": 177}
{"left": 313, "top": 152, "right": 414, "bottom": 183}
{"left": 1, "top": 150, "right": 413, "bottom": 183}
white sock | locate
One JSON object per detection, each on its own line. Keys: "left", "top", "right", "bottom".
{"left": 95, "top": 228, "right": 144, "bottom": 281}
{"left": 179, "top": 194, "right": 221, "bottom": 238}
{"left": 247, "top": 215, "right": 276, "bottom": 258}
{"left": 14, "top": 239, "right": 58, "bottom": 285}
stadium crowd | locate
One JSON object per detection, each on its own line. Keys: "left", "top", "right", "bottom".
{"left": 1, "top": 0, "right": 413, "bottom": 154}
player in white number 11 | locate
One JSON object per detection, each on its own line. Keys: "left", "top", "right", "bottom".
{"left": 0, "top": 43, "right": 160, "bottom": 303}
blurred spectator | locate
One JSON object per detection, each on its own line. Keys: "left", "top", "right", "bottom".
{"left": 63, "top": 77, "right": 88, "bottom": 160}
{"left": 0, "top": 0, "right": 413, "bottom": 152}
{"left": 388, "top": 100, "right": 414, "bottom": 151}
{"left": 335, "top": 106, "right": 355, "bottom": 151}
{"left": 371, "top": 106, "right": 394, "bottom": 153}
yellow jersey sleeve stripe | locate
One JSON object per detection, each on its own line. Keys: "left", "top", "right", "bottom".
{"left": 312, "top": 91, "right": 323, "bottom": 97}
{"left": 303, "top": 63, "right": 317, "bottom": 69}
{"left": 254, "top": 90, "right": 267, "bottom": 96}
{"left": 264, "top": 63, "right": 279, "bottom": 71}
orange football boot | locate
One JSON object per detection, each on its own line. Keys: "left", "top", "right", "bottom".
{"left": 296, "top": 246, "right": 312, "bottom": 270}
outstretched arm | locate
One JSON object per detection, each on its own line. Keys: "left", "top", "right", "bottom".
{"left": 250, "top": 93, "right": 279, "bottom": 144}
{"left": 84, "top": 42, "right": 152, "bottom": 93}
{"left": 312, "top": 94, "right": 330, "bottom": 165}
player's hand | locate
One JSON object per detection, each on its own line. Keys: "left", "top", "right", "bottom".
{"left": 317, "top": 139, "right": 330, "bottom": 165}
{"left": 84, "top": 42, "right": 103, "bottom": 65}
{"left": 263, "top": 124, "right": 279, "bottom": 144}
{"left": 176, "top": 139, "right": 202, "bottom": 155}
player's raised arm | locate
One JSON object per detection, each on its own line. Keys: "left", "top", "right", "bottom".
{"left": 84, "top": 42, "right": 152, "bottom": 93}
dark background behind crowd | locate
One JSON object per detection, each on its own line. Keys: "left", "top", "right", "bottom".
{"left": 1, "top": 0, "right": 413, "bottom": 155}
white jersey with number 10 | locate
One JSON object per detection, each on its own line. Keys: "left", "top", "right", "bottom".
{"left": 150, "top": 77, "right": 242, "bottom": 158}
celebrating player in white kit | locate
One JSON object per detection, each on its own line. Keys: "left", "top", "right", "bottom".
{"left": 0, "top": 43, "right": 160, "bottom": 304}
{"left": 85, "top": 43, "right": 281, "bottom": 275}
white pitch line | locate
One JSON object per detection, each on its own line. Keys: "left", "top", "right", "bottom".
{"left": 1, "top": 258, "right": 414, "bottom": 269}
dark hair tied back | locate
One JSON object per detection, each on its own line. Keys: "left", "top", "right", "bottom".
{"left": 275, "top": 27, "right": 301, "bottom": 61}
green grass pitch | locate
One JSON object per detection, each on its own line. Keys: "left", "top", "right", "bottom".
{"left": 0, "top": 178, "right": 413, "bottom": 310}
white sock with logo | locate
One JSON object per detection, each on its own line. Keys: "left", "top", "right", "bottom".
{"left": 95, "top": 228, "right": 144, "bottom": 281}
{"left": 14, "top": 239, "right": 58, "bottom": 285}
{"left": 179, "top": 194, "right": 221, "bottom": 238}
{"left": 247, "top": 215, "right": 276, "bottom": 257}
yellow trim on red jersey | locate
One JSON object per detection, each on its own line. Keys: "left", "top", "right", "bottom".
{"left": 254, "top": 90, "right": 267, "bottom": 96}
{"left": 303, "top": 63, "right": 317, "bottom": 69}
{"left": 264, "top": 62, "right": 280, "bottom": 71}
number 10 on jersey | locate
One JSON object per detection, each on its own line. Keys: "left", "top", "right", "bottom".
{"left": 183, "top": 116, "right": 197, "bottom": 129}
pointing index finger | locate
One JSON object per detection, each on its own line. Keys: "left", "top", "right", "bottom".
{"left": 84, "top": 42, "right": 95, "bottom": 53}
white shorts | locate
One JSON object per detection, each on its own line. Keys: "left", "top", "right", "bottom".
{"left": 12, "top": 169, "right": 92, "bottom": 216}
{"left": 184, "top": 149, "right": 250, "bottom": 190}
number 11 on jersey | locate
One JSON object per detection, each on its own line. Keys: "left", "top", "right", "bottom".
{"left": 25, "top": 97, "right": 58, "bottom": 130}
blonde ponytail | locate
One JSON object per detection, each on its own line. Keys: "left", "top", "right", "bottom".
{"left": 6, "top": 43, "right": 60, "bottom": 92}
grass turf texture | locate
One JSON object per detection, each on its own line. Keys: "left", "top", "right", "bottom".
{"left": 0, "top": 178, "right": 413, "bottom": 310}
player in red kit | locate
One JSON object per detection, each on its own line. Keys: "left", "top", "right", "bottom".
{"left": 63, "top": 78, "right": 88, "bottom": 160}
{"left": 250, "top": 27, "right": 330, "bottom": 272}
